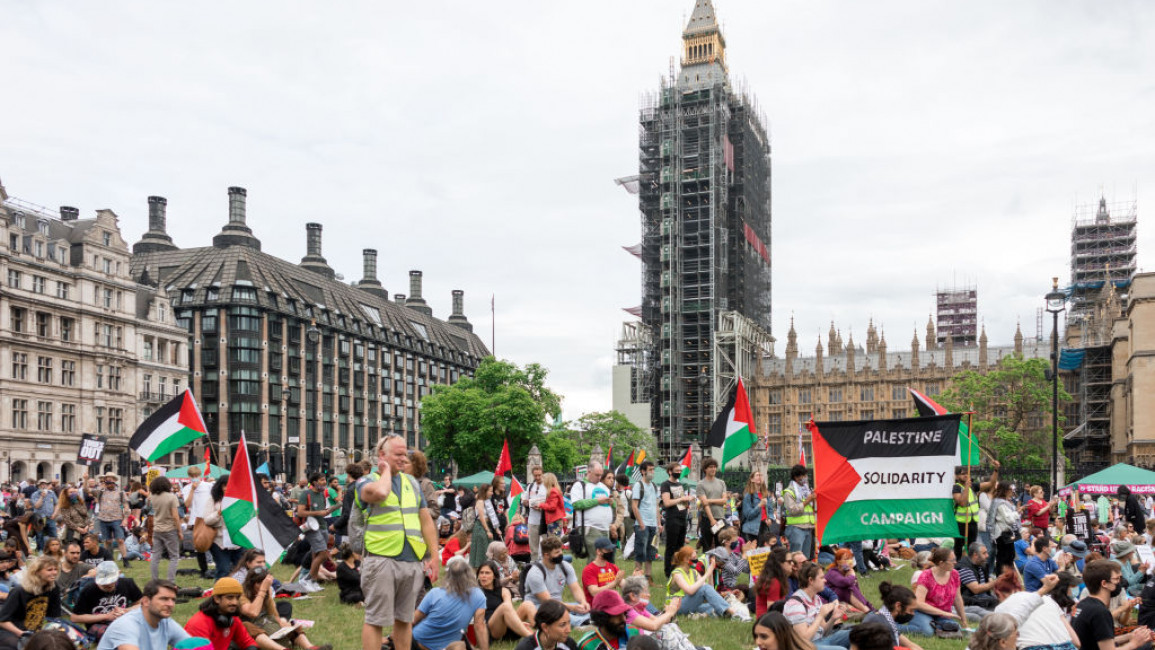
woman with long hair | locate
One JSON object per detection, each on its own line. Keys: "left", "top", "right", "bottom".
{"left": 667, "top": 545, "right": 750, "bottom": 620}
{"left": 0, "top": 555, "right": 62, "bottom": 648}
{"left": 239, "top": 566, "right": 329, "bottom": 650}
{"left": 752, "top": 611, "right": 815, "bottom": 650}
{"left": 477, "top": 560, "right": 532, "bottom": 641}
{"left": 40, "top": 539, "right": 61, "bottom": 561}
{"left": 471, "top": 484, "right": 495, "bottom": 568}
{"left": 988, "top": 482, "right": 1021, "bottom": 573}
{"left": 486, "top": 540, "right": 520, "bottom": 594}
{"left": 862, "top": 582, "right": 923, "bottom": 650}
{"left": 53, "top": 486, "right": 88, "bottom": 545}
{"left": 514, "top": 600, "right": 577, "bottom": 650}
{"left": 442, "top": 527, "right": 472, "bottom": 566}
{"left": 755, "top": 547, "right": 793, "bottom": 616}
{"left": 412, "top": 557, "right": 488, "bottom": 650}
{"left": 335, "top": 544, "right": 363, "bottom": 605}
{"left": 541, "top": 474, "right": 566, "bottom": 536}
{"left": 741, "top": 471, "right": 773, "bottom": 542}
{"left": 126, "top": 480, "right": 147, "bottom": 528}
{"left": 206, "top": 474, "right": 243, "bottom": 578}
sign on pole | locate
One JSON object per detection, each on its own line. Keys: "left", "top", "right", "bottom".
{"left": 77, "top": 434, "right": 108, "bottom": 467}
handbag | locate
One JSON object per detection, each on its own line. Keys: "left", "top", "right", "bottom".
{"left": 192, "top": 517, "right": 216, "bottom": 553}
{"left": 569, "top": 482, "right": 588, "bottom": 559}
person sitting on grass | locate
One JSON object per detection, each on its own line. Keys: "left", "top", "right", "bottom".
{"left": 505, "top": 514, "right": 532, "bottom": 564}
{"left": 666, "top": 545, "right": 750, "bottom": 621}
{"left": 335, "top": 544, "right": 363, "bottom": 606}
{"left": 485, "top": 540, "right": 521, "bottom": 596}
{"left": 523, "top": 536, "right": 589, "bottom": 626}
{"left": 96, "top": 578, "right": 190, "bottom": 650}
{"left": 477, "top": 560, "right": 532, "bottom": 642}
{"left": 824, "top": 549, "right": 871, "bottom": 614}
{"left": 582, "top": 538, "right": 623, "bottom": 605}
{"left": 848, "top": 622, "right": 897, "bottom": 650}
{"left": 183, "top": 577, "right": 259, "bottom": 650}
{"left": 783, "top": 561, "right": 850, "bottom": 650}
{"left": 1074, "top": 559, "right": 1151, "bottom": 650}
{"left": 70, "top": 561, "right": 142, "bottom": 643}
{"left": 753, "top": 611, "right": 815, "bottom": 650}
{"left": 0, "top": 555, "right": 61, "bottom": 649}
{"left": 908, "top": 547, "right": 976, "bottom": 635}
{"left": 577, "top": 590, "right": 637, "bottom": 650}
{"left": 755, "top": 548, "right": 794, "bottom": 617}
{"left": 238, "top": 567, "right": 331, "bottom": 650}
{"left": 861, "top": 582, "right": 922, "bottom": 650}
{"left": 619, "top": 575, "right": 690, "bottom": 648}
{"left": 993, "top": 573, "right": 1079, "bottom": 650}
{"left": 704, "top": 527, "right": 751, "bottom": 603}
{"left": 441, "top": 528, "right": 471, "bottom": 567}
{"left": 514, "top": 600, "right": 578, "bottom": 650}
{"left": 80, "top": 533, "right": 114, "bottom": 569}
{"left": 412, "top": 556, "right": 488, "bottom": 650}
{"left": 123, "top": 527, "right": 150, "bottom": 562}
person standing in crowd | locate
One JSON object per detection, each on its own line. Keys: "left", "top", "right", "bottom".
{"left": 412, "top": 557, "right": 488, "bottom": 650}
{"left": 30, "top": 480, "right": 57, "bottom": 551}
{"left": 96, "top": 578, "right": 190, "bottom": 650}
{"left": 952, "top": 466, "right": 981, "bottom": 559}
{"left": 146, "top": 476, "right": 181, "bottom": 583}
{"left": 472, "top": 483, "right": 503, "bottom": 569}
{"left": 570, "top": 463, "right": 613, "bottom": 555}
{"left": 514, "top": 600, "right": 578, "bottom": 650}
{"left": 297, "top": 473, "right": 336, "bottom": 591}
{"left": 987, "top": 482, "right": 1021, "bottom": 573}
{"left": 1023, "top": 486, "right": 1057, "bottom": 541}
{"left": 1074, "top": 560, "right": 1150, "bottom": 650}
{"left": 0, "top": 555, "right": 62, "bottom": 648}
{"left": 741, "top": 471, "right": 771, "bottom": 543}
{"left": 601, "top": 472, "right": 623, "bottom": 544}
{"left": 783, "top": 465, "right": 816, "bottom": 560}
{"left": 540, "top": 474, "right": 566, "bottom": 538}
{"left": 660, "top": 463, "right": 692, "bottom": 578}
{"left": 630, "top": 461, "right": 659, "bottom": 581}
{"left": 54, "top": 485, "right": 89, "bottom": 545}
{"left": 206, "top": 476, "right": 243, "bottom": 580}
{"left": 696, "top": 458, "right": 727, "bottom": 552}
{"left": 184, "top": 577, "right": 259, "bottom": 650}
{"left": 614, "top": 473, "right": 633, "bottom": 551}
{"left": 524, "top": 536, "right": 590, "bottom": 625}
{"left": 181, "top": 465, "right": 215, "bottom": 579}
{"left": 331, "top": 462, "right": 366, "bottom": 542}
{"left": 358, "top": 435, "right": 440, "bottom": 650}
{"left": 94, "top": 473, "right": 131, "bottom": 566}
{"left": 70, "top": 561, "right": 142, "bottom": 643}
{"left": 526, "top": 465, "right": 547, "bottom": 562}
{"left": 1119, "top": 486, "right": 1147, "bottom": 534}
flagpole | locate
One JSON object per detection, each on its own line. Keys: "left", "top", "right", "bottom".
{"left": 963, "top": 413, "right": 974, "bottom": 547}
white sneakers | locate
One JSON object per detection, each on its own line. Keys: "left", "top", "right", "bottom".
{"left": 298, "top": 576, "right": 324, "bottom": 593}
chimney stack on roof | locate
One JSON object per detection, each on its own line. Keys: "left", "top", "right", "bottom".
{"left": 394, "top": 293, "right": 406, "bottom": 303}
{"left": 212, "top": 186, "right": 261, "bottom": 250}
{"left": 59, "top": 206, "right": 79, "bottom": 222}
{"left": 134, "top": 196, "right": 177, "bottom": 254}
{"left": 299, "top": 223, "right": 335, "bottom": 280}
{"left": 448, "top": 289, "right": 473, "bottom": 332}
{"left": 405, "top": 270, "right": 433, "bottom": 316}
{"left": 356, "top": 248, "right": 387, "bottom": 298}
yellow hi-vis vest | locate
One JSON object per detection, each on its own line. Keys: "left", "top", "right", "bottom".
{"left": 955, "top": 483, "right": 979, "bottom": 524}
{"left": 363, "top": 472, "right": 428, "bottom": 559}
{"left": 783, "top": 487, "right": 816, "bottom": 526}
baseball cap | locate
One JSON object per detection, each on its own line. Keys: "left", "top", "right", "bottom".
{"left": 94, "top": 561, "right": 120, "bottom": 586}
{"left": 594, "top": 537, "right": 615, "bottom": 552}
{"left": 591, "top": 589, "right": 632, "bottom": 616}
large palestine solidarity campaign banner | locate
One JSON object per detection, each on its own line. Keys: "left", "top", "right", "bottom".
{"left": 810, "top": 414, "right": 962, "bottom": 544}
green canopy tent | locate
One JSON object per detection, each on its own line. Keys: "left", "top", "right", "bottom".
{"left": 1060, "top": 463, "right": 1155, "bottom": 496}
{"left": 163, "top": 463, "right": 228, "bottom": 480}
{"left": 454, "top": 471, "right": 497, "bottom": 488}
{"left": 651, "top": 465, "right": 696, "bottom": 487}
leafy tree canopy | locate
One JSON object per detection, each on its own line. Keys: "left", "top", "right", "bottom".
{"left": 937, "top": 356, "right": 1072, "bottom": 467}
{"left": 420, "top": 357, "right": 561, "bottom": 474}
{"left": 556, "top": 411, "right": 656, "bottom": 467}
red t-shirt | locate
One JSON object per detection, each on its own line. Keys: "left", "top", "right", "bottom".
{"left": 755, "top": 577, "right": 785, "bottom": 617}
{"left": 184, "top": 610, "right": 258, "bottom": 650}
{"left": 1026, "top": 499, "right": 1051, "bottom": 529}
{"left": 441, "top": 537, "right": 462, "bottom": 566}
{"left": 581, "top": 561, "right": 620, "bottom": 603}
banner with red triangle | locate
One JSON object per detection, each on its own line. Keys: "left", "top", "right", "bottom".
{"left": 808, "top": 414, "right": 961, "bottom": 545}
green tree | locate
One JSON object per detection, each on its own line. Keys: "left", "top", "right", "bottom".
{"left": 559, "top": 411, "right": 656, "bottom": 466}
{"left": 537, "top": 430, "right": 583, "bottom": 475}
{"left": 420, "top": 357, "right": 562, "bottom": 474}
{"left": 937, "top": 356, "right": 1072, "bottom": 466}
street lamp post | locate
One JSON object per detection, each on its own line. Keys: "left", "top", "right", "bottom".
{"left": 1045, "top": 276, "right": 1067, "bottom": 496}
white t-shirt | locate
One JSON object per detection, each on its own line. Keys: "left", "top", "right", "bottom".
{"left": 995, "top": 591, "right": 1071, "bottom": 647}
{"left": 182, "top": 479, "right": 214, "bottom": 526}
{"left": 569, "top": 482, "right": 613, "bottom": 530}
{"left": 526, "top": 480, "right": 547, "bottom": 525}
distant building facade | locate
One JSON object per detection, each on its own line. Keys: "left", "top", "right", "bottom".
{"left": 752, "top": 319, "right": 1049, "bottom": 467}
{"left": 0, "top": 183, "right": 186, "bottom": 483}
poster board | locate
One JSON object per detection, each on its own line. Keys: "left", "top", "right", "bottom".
{"left": 1067, "top": 511, "right": 1091, "bottom": 541}
{"left": 76, "top": 434, "right": 108, "bottom": 467}
{"left": 746, "top": 548, "right": 771, "bottom": 578}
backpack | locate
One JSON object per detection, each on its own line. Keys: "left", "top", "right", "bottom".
{"left": 348, "top": 475, "right": 373, "bottom": 555}
{"left": 513, "top": 524, "right": 529, "bottom": 546}
{"left": 518, "top": 561, "right": 546, "bottom": 599}
{"left": 768, "top": 595, "right": 805, "bottom": 614}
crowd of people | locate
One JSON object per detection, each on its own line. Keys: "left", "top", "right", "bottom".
{"left": 8, "top": 439, "right": 1155, "bottom": 650}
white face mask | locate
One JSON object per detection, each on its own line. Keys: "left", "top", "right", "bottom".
{"left": 638, "top": 598, "right": 650, "bottom": 607}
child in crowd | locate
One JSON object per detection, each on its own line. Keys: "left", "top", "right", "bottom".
{"left": 124, "top": 526, "right": 151, "bottom": 561}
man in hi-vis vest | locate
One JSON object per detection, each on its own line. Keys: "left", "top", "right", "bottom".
{"left": 359, "top": 435, "right": 441, "bottom": 650}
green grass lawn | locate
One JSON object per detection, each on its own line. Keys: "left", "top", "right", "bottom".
{"left": 120, "top": 553, "right": 971, "bottom": 650}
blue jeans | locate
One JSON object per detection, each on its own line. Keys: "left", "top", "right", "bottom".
{"left": 677, "top": 584, "right": 731, "bottom": 617}
{"left": 634, "top": 525, "right": 658, "bottom": 564}
{"left": 210, "top": 544, "right": 243, "bottom": 579}
{"left": 98, "top": 519, "right": 126, "bottom": 542}
{"left": 34, "top": 519, "right": 58, "bottom": 551}
{"left": 843, "top": 541, "right": 865, "bottom": 572}
{"left": 785, "top": 526, "right": 813, "bottom": 559}
{"left": 816, "top": 628, "right": 852, "bottom": 650}
{"left": 978, "top": 531, "right": 994, "bottom": 572}
{"left": 900, "top": 612, "right": 947, "bottom": 636}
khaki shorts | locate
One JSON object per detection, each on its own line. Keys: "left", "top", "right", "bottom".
{"left": 362, "top": 554, "right": 424, "bottom": 627}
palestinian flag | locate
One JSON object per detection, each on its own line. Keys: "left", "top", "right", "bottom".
{"left": 222, "top": 432, "right": 300, "bottom": 563}
{"left": 604, "top": 446, "right": 613, "bottom": 468}
{"left": 508, "top": 475, "right": 525, "bottom": 515}
{"left": 909, "top": 388, "right": 981, "bottom": 466}
{"left": 705, "top": 377, "right": 757, "bottom": 468}
{"left": 809, "top": 413, "right": 962, "bottom": 545}
{"left": 129, "top": 389, "right": 208, "bottom": 463}
{"left": 676, "top": 447, "right": 692, "bottom": 480}
{"left": 630, "top": 449, "right": 648, "bottom": 482}
{"left": 614, "top": 449, "right": 636, "bottom": 479}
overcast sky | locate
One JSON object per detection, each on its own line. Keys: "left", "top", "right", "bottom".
{"left": 3, "top": 1, "right": 1153, "bottom": 419}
